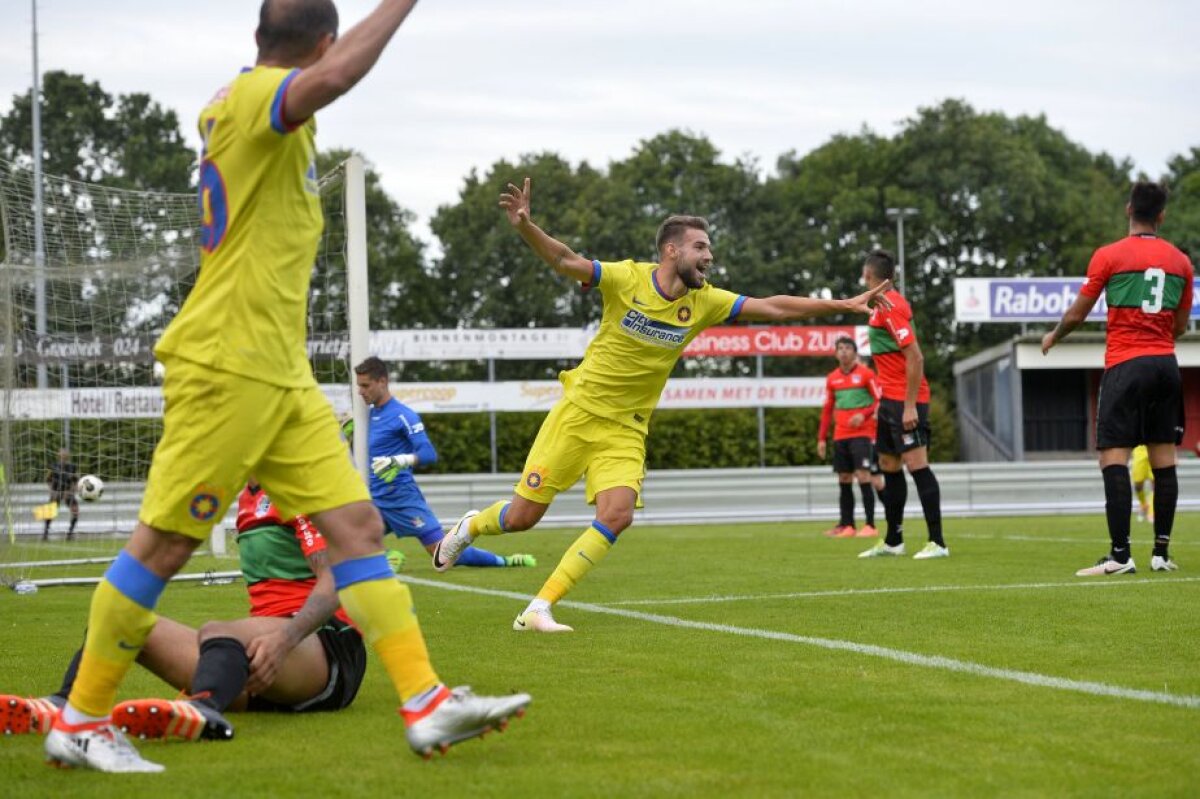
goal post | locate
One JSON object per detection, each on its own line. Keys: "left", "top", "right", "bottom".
{"left": 0, "top": 155, "right": 370, "bottom": 588}
{"left": 344, "top": 154, "right": 371, "bottom": 484}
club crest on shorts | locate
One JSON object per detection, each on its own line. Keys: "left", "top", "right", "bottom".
{"left": 524, "top": 466, "right": 548, "bottom": 491}
{"left": 188, "top": 484, "right": 225, "bottom": 521}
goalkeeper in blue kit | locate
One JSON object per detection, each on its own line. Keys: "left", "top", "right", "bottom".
{"left": 352, "top": 358, "right": 535, "bottom": 569}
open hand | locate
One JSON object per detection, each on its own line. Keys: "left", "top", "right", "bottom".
{"left": 499, "top": 177, "right": 532, "bottom": 227}
{"left": 844, "top": 281, "right": 893, "bottom": 315}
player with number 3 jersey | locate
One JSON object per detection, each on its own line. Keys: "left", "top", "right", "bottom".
{"left": 1043, "top": 180, "right": 1193, "bottom": 577}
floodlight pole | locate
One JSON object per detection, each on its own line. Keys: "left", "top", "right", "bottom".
{"left": 32, "top": 0, "right": 48, "bottom": 389}
{"left": 885, "top": 207, "right": 919, "bottom": 294}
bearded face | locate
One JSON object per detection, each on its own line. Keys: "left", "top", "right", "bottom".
{"left": 670, "top": 228, "right": 713, "bottom": 290}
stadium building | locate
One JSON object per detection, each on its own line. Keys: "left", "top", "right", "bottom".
{"left": 953, "top": 277, "right": 1200, "bottom": 461}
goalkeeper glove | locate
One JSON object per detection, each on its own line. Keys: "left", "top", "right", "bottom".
{"left": 371, "top": 454, "right": 417, "bottom": 483}
{"left": 339, "top": 414, "right": 355, "bottom": 439}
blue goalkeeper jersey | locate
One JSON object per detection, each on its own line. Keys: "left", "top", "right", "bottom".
{"left": 368, "top": 397, "right": 438, "bottom": 507}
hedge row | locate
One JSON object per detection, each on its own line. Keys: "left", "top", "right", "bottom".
{"left": 4, "top": 399, "right": 959, "bottom": 484}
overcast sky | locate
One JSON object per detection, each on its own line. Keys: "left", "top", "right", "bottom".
{"left": 2, "top": 0, "right": 1197, "bottom": 243}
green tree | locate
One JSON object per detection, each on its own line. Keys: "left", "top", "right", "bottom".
{"left": 1161, "top": 147, "right": 1200, "bottom": 254}
{"left": 758, "top": 100, "right": 1133, "bottom": 390}
{"left": 0, "top": 71, "right": 193, "bottom": 192}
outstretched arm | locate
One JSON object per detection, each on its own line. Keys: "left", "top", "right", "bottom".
{"left": 738, "top": 283, "right": 891, "bottom": 323}
{"left": 499, "top": 178, "right": 595, "bottom": 282}
{"left": 283, "top": 0, "right": 421, "bottom": 124}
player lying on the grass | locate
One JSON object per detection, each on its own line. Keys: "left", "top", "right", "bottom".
{"left": 431, "top": 177, "right": 891, "bottom": 632}
{"left": 349, "top": 357, "right": 537, "bottom": 569}
{"left": 1042, "top": 180, "right": 1192, "bottom": 576}
{"left": 817, "top": 338, "right": 882, "bottom": 539}
{"left": 1, "top": 481, "right": 365, "bottom": 740}
{"left": 46, "top": 0, "right": 528, "bottom": 774}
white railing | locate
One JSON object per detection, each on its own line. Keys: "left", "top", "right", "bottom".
{"left": 6, "top": 459, "right": 1199, "bottom": 538}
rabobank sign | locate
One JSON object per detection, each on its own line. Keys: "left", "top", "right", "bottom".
{"left": 955, "top": 277, "right": 1200, "bottom": 323}
{"left": 991, "top": 280, "right": 1107, "bottom": 319}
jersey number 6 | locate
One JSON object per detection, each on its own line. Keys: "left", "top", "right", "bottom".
{"left": 199, "top": 159, "right": 228, "bottom": 253}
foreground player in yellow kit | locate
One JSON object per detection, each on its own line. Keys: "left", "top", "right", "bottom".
{"left": 45, "top": 0, "right": 528, "bottom": 773}
{"left": 433, "top": 178, "right": 890, "bottom": 632}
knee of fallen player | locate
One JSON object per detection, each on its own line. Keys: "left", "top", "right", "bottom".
{"left": 198, "top": 620, "right": 241, "bottom": 644}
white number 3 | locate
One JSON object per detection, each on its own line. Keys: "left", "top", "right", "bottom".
{"left": 1142, "top": 267, "right": 1165, "bottom": 314}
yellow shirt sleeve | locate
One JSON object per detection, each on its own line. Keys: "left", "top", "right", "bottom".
{"left": 593, "top": 259, "right": 637, "bottom": 292}
{"left": 228, "top": 66, "right": 304, "bottom": 140}
{"left": 698, "top": 285, "right": 746, "bottom": 327}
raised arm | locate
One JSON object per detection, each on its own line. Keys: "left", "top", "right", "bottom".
{"left": 738, "top": 282, "right": 891, "bottom": 323}
{"left": 499, "top": 178, "right": 595, "bottom": 282}
{"left": 282, "top": 0, "right": 420, "bottom": 124}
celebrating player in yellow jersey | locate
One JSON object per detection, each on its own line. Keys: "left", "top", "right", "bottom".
{"left": 45, "top": 0, "right": 529, "bottom": 774}
{"left": 432, "top": 178, "right": 891, "bottom": 632}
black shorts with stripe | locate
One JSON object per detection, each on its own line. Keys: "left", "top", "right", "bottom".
{"left": 831, "top": 437, "right": 874, "bottom": 474}
{"left": 246, "top": 619, "right": 366, "bottom": 713}
{"left": 875, "top": 398, "right": 931, "bottom": 456}
{"left": 1096, "top": 354, "right": 1184, "bottom": 449}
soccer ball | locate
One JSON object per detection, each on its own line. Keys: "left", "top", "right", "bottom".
{"left": 77, "top": 474, "right": 105, "bottom": 502}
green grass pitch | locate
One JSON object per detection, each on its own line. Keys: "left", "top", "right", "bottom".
{"left": 2, "top": 513, "right": 1199, "bottom": 797}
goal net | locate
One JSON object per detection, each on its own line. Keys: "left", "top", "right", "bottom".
{"left": 0, "top": 156, "right": 369, "bottom": 589}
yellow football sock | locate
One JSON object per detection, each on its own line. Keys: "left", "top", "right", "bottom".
{"left": 68, "top": 580, "right": 158, "bottom": 717}
{"left": 1135, "top": 487, "right": 1147, "bottom": 506}
{"left": 469, "top": 500, "right": 510, "bottom": 537}
{"left": 536, "top": 523, "right": 615, "bottom": 604}
{"left": 338, "top": 575, "right": 439, "bottom": 702}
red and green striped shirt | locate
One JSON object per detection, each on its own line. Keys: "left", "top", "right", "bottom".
{"left": 819, "top": 363, "right": 880, "bottom": 441}
{"left": 1080, "top": 234, "right": 1194, "bottom": 368}
{"left": 867, "top": 290, "right": 930, "bottom": 402}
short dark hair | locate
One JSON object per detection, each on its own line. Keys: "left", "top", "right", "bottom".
{"left": 354, "top": 356, "right": 388, "bottom": 381}
{"left": 864, "top": 249, "right": 895, "bottom": 281}
{"left": 835, "top": 336, "right": 856, "bottom": 350}
{"left": 1129, "top": 180, "right": 1169, "bottom": 224}
{"left": 655, "top": 215, "right": 710, "bottom": 253}
{"left": 257, "top": 0, "right": 339, "bottom": 62}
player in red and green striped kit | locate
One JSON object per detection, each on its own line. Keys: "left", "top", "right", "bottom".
{"left": 817, "top": 337, "right": 882, "bottom": 538}
{"left": 1043, "top": 181, "right": 1193, "bottom": 576}
{"left": 1, "top": 481, "right": 365, "bottom": 740}
{"left": 858, "top": 250, "right": 948, "bottom": 561}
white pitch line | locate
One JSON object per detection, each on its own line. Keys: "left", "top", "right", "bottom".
{"left": 953, "top": 533, "right": 1200, "bottom": 547}
{"left": 398, "top": 575, "right": 1200, "bottom": 711}
{"left": 596, "top": 576, "right": 1200, "bottom": 606}
{"left": 4, "top": 542, "right": 119, "bottom": 558}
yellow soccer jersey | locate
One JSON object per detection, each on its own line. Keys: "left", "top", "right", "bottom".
{"left": 561, "top": 259, "right": 745, "bottom": 433}
{"left": 155, "top": 66, "right": 322, "bottom": 388}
